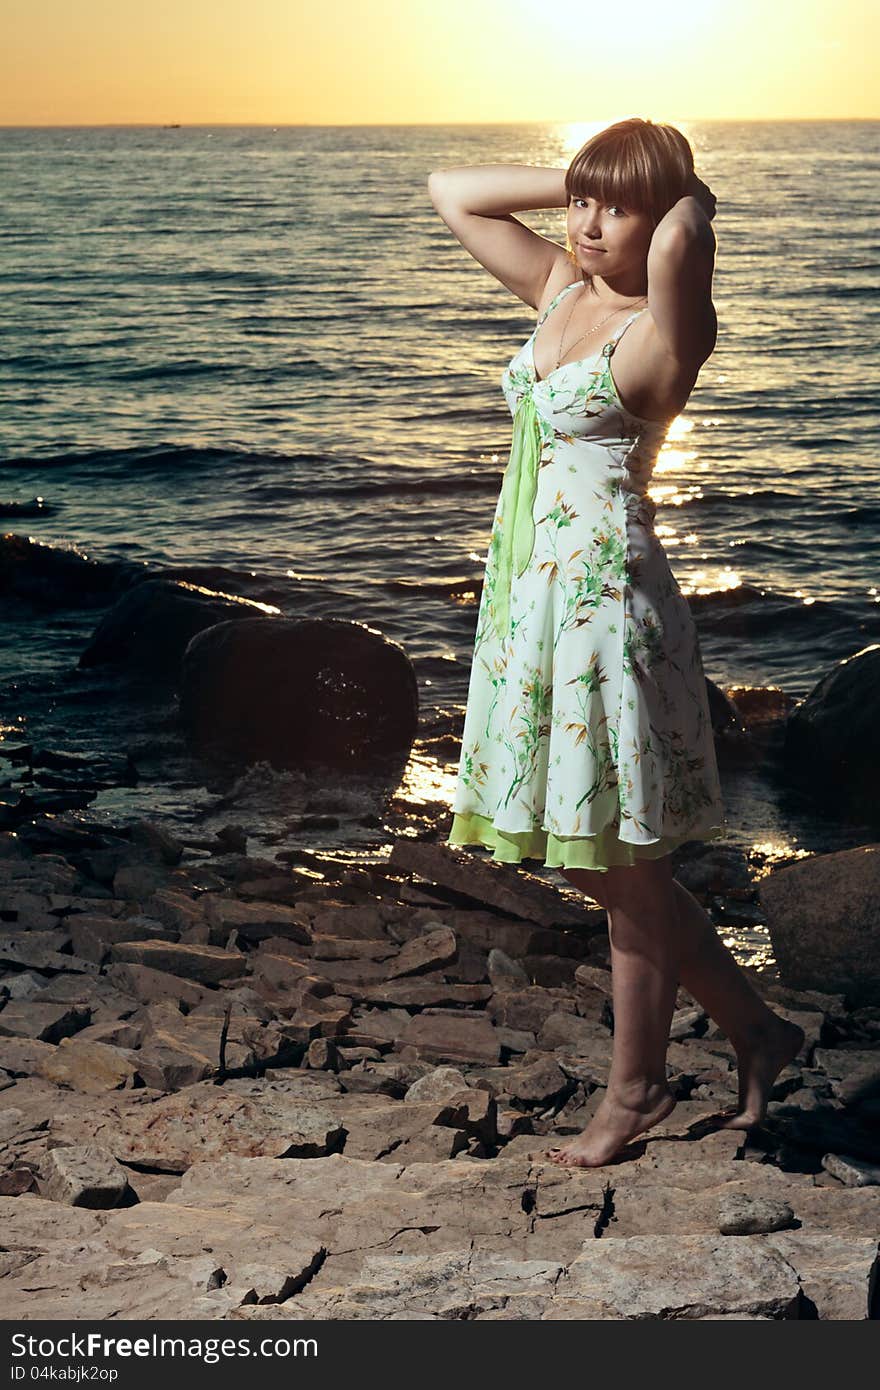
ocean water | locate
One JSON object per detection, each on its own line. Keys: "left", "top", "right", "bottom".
{"left": 1, "top": 121, "right": 878, "bottom": 958}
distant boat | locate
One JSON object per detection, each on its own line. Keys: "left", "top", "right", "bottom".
{"left": 162, "top": 123, "right": 182, "bottom": 129}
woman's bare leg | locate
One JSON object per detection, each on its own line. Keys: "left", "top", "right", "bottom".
{"left": 669, "top": 879, "right": 805, "bottom": 1127}
{"left": 545, "top": 857, "right": 805, "bottom": 1161}
{"left": 545, "top": 854, "right": 680, "bottom": 1166}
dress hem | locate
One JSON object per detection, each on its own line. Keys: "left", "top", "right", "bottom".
{"left": 446, "top": 809, "right": 726, "bottom": 872}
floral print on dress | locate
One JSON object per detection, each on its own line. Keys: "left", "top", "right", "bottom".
{"left": 447, "top": 279, "right": 727, "bottom": 870}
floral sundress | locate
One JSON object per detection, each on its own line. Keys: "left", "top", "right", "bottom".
{"left": 446, "top": 279, "right": 727, "bottom": 871}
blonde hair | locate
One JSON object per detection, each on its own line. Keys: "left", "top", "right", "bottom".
{"left": 565, "top": 116, "right": 695, "bottom": 286}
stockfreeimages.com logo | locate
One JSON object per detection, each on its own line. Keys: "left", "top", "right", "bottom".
{"left": 10, "top": 1333, "right": 316, "bottom": 1366}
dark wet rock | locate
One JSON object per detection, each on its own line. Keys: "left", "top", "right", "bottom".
{"left": 783, "top": 644, "right": 880, "bottom": 819}
{"left": 0, "top": 532, "right": 130, "bottom": 605}
{"left": 178, "top": 616, "right": 418, "bottom": 771}
{"left": 759, "top": 844, "right": 880, "bottom": 1005}
{"left": 78, "top": 576, "right": 270, "bottom": 679}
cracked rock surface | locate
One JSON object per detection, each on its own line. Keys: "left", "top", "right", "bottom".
{"left": 1, "top": 824, "right": 879, "bottom": 1319}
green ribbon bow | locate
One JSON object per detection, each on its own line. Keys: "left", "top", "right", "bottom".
{"left": 490, "top": 391, "right": 542, "bottom": 642}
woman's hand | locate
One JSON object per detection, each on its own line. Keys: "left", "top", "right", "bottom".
{"left": 684, "top": 170, "right": 717, "bottom": 222}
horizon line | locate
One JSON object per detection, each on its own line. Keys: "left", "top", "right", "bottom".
{"left": 1, "top": 116, "right": 877, "bottom": 129}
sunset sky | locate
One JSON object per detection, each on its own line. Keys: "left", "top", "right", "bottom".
{"left": 2, "top": 0, "right": 877, "bottom": 125}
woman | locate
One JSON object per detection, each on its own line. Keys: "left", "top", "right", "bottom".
{"left": 429, "top": 117, "right": 804, "bottom": 1168}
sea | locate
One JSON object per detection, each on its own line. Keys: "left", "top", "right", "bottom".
{"left": 1, "top": 121, "right": 878, "bottom": 965}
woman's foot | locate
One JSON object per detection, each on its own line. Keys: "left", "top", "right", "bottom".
{"left": 544, "top": 1081, "right": 676, "bottom": 1168}
{"left": 721, "top": 1017, "right": 806, "bottom": 1130}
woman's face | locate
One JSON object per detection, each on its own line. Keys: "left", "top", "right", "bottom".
{"left": 566, "top": 193, "right": 655, "bottom": 280}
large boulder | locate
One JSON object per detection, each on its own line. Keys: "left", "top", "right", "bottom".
{"left": 759, "top": 844, "right": 880, "bottom": 1005}
{"left": 178, "top": 616, "right": 418, "bottom": 770}
{"left": 79, "top": 577, "right": 269, "bottom": 679}
{"left": 783, "top": 645, "right": 880, "bottom": 821}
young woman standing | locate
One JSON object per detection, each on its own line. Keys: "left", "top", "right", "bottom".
{"left": 429, "top": 118, "right": 804, "bottom": 1167}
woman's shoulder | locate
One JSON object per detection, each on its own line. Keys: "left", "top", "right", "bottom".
{"left": 534, "top": 256, "right": 583, "bottom": 320}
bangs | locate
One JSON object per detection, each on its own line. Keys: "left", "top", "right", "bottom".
{"left": 565, "top": 148, "right": 653, "bottom": 215}
{"left": 564, "top": 119, "right": 693, "bottom": 221}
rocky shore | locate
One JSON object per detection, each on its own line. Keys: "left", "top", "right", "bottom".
{"left": 1, "top": 817, "right": 878, "bottom": 1321}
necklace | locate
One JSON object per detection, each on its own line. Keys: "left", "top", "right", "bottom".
{"left": 553, "top": 284, "right": 648, "bottom": 372}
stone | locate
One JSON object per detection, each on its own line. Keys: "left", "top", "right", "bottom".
{"left": 0, "top": 935, "right": 99, "bottom": 976}
{"left": 669, "top": 1006, "right": 705, "bottom": 1040}
{"left": 201, "top": 895, "right": 312, "bottom": 946}
{"left": 821, "top": 1153, "right": 880, "bottom": 1187}
{"left": 385, "top": 926, "right": 458, "bottom": 979}
{"left": 387, "top": 840, "right": 596, "bottom": 929}
{"left": 403, "top": 1066, "right": 470, "bottom": 1104}
{"left": 179, "top": 615, "right": 419, "bottom": 770}
{"left": 51, "top": 1079, "right": 348, "bottom": 1172}
{"left": 0, "top": 1002, "right": 91, "bottom": 1045}
{"left": 489, "top": 987, "right": 578, "bottom": 1033}
{"left": 783, "top": 645, "right": 880, "bottom": 820}
{"left": 108, "top": 939, "right": 247, "bottom": 985}
{"left": 36, "top": 1037, "right": 140, "bottom": 1093}
{"left": 487, "top": 948, "right": 530, "bottom": 989}
{"left": 814, "top": 1048, "right": 880, "bottom": 1108}
{"left": 759, "top": 1231, "right": 880, "bottom": 1320}
{"left": 717, "top": 1194, "right": 796, "bottom": 1235}
{"left": 558, "top": 1234, "right": 801, "bottom": 1319}
{"left": 759, "top": 844, "right": 880, "bottom": 1005}
{"left": 104, "top": 961, "right": 210, "bottom": 1009}
{"left": 68, "top": 915, "right": 175, "bottom": 964}
{"left": 41, "top": 1143, "right": 131, "bottom": 1208}
{"left": 398, "top": 1011, "right": 501, "bottom": 1067}
{"left": 0, "top": 1034, "right": 57, "bottom": 1075}
{"left": 348, "top": 980, "right": 492, "bottom": 1009}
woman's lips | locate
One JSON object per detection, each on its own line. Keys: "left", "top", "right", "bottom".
{"left": 580, "top": 245, "right": 605, "bottom": 254}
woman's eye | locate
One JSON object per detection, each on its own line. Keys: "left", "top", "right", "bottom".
{"left": 573, "top": 198, "right": 625, "bottom": 215}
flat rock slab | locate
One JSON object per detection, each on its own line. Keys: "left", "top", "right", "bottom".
{"left": 1, "top": 1148, "right": 877, "bottom": 1319}
{"left": 388, "top": 841, "right": 593, "bottom": 928}
{"left": 109, "top": 940, "right": 247, "bottom": 985}
{"left": 50, "top": 1076, "right": 350, "bottom": 1172}
{"left": 558, "top": 1234, "right": 803, "bottom": 1318}
{"left": 0, "top": 1195, "right": 324, "bottom": 1320}
{"left": 758, "top": 1231, "right": 880, "bottom": 1320}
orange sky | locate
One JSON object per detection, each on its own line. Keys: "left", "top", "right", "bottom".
{"left": 2, "top": 0, "right": 877, "bottom": 125}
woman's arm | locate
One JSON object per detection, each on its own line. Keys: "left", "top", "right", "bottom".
{"left": 646, "top": 175, "right": 718, "bottom": 367}
{"left": 427, "top": 164, "right": 572, "bottom": 310}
